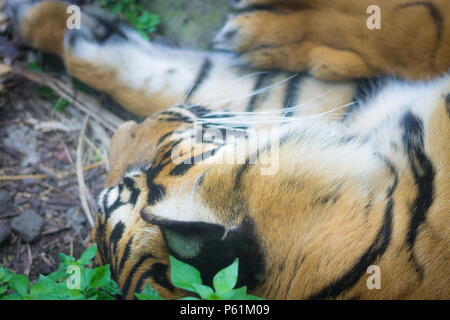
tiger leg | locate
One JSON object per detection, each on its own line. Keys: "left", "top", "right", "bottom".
{"left": 9, "top": 0, "right": 274, "bottom": 117}
{"left": 218, "top": 0, "right": 450, "bottom": 80}
{"left": 239, "top": 41, "right": 375, "bottom": 80}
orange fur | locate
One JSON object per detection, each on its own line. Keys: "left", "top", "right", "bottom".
{"left": 218, "top": 0, "right": 450, "bottom": 80}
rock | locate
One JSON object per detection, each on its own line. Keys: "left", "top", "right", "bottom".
{"left": 0, "top": 190, "right": 13, "bottom": 210}
{"left": 0, "top": 222, "right": 11, "bottom": 244}
{"left": 67, "top": 208, "right": 86, "bottom": 225}
{"left": 11, "top": 209, "right": 44, "bottom": 242}
{"left": 4, "top": 124, "right": 40, "bottom": 167}
{"left": 143, "top": 0, "right": 229, "bottom": 50}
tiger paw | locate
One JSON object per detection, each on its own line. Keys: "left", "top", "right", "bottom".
{"left": 6, "top": 0, "right": 72, "bottom": 55}
{"left": 214, "top": 10, "right": 310, "bottom": 52}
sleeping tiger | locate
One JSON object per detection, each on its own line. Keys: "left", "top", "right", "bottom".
{"left": 7, "top": 0, "right": 449, "bottom": 299}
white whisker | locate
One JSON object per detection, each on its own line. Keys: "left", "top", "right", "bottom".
{"left": 205, "top": 73, "right": 299, "bottom": 107}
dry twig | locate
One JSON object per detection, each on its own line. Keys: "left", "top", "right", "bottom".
{"left": 0, "top": 160, "right": 104, "bottom": 181}
{"left": 76, "top": 116, "right": 95, "bottom": 228}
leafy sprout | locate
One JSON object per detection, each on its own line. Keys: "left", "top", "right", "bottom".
{"left": 136, "top": 257, "right": 263, "bottom": 300}
{"left": 100, "top": 0, "right": 160, "bottom": 39}
{"left": 1, "top": 245, "right": 263, "bottom": 300}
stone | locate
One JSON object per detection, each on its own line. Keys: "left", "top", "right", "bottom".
{"left": 0, "top": 190, "right": 13, "bottom": 210}
{"left": 11, "top": 209, "right": 44, "bottom": 242}
{"left": 143, "top": 0, "right": 229, "bottom": 50}
{"left": 4, "top": 124, "right": 40, "bottom": 167}
{"left": 0, "top": 222, "right": 11, "bottom": 244}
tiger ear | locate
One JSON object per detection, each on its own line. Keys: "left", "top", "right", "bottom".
{"left": 141, "top": 211, "right": 265, "bottom": 289}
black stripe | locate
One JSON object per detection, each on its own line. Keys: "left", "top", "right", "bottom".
{"left": 147, "top": 182, "right": 166, "bottom": 206}
{"left": 156, "top": 132, "right": 173, "bottom": 146}
{"left": 121, "top": 254, "right": 155, "bottom": 298}
{"left": 110, "top": 222, "right": 125, "bottom": 252}
{"left": 169, "top": 147, "right": 221, "bottom": 176}
{"left": 187, "top": 105, "right": 211, "bottom": 117}
{"left": 110, "top": 221, "right": 126, "bottom": 279}
{"left": 234, "top": 160, "right": 250, "bottom": 188}
{"left": 401, "top": 112, "right": 435, "bottom": 278}
{"left": 117, "top": 237, "right": 133, "bottom": 277}
{"left": 95, "top": 221, "right": 108, "bottom": 265}
{"left": 445, "top": 94, "right": 450, "bottom": 118}
{"left": 398, "top": 2, "right": 443, "bottom": 43}
{"left": 185, "top": 58, "right": 212, "bottom": 101}
{"left": 160, "top": 117, "right": 193, "bottom": 123}
{"left": 158, "top": 111, "right": 194, "bottom": 123}
{"left": 105, "top": 185, "right": 125, "bottom": 219}
{"left": 347, "top": 77, "right": 387, "bottom": 118}
{"left": 135, "top": 263, "right": 174, "bottom": 293}
{"left": 123, "top": 177, "right": 140, "bottom": 206}
{"left": 246, "top": 73, "right": 272, "bottom": 112}
{"left": 283, "top": 73, "right": 306, "bottom": 117}
{"left": 102, "top": 187, "right": 112, "bottom": 217}
{"left": 308, "top": 161, "right": 398, "bottom": 299}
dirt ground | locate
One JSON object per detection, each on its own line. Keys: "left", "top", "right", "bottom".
{"left": 0, "top": 0, "right": 139, "bottom": 278}
{"left": 0, "top": 0, "right": 223, "bottom": 280}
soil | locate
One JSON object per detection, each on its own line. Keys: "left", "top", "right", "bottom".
{"left": 0, "top": 69, "right": 107, "bottom": 278}
{"left": 0, "top": 0, "right": 124, "bottom": 279}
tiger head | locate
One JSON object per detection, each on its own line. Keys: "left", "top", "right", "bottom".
{"left": 93, "top": 104, "right": 397, "bottom": 300}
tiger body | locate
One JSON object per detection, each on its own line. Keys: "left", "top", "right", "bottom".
{"left": 7, "top": 0, "right": 450, "bottom": 299}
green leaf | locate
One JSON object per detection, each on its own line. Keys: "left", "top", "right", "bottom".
{"left": 89, "top": 265, "right": 111, "bottom": 289}
{"left": 95, "top": 291, "right": 116, "bottom": 300}
{"left": 0, "top": 285, "right": 8, "bottom": 295}
{"left": 191, "top": 284, "right": 215, "bottom": 300}
{"left": 26, "top": 61, "right": 43, "bottom": 73}
{"left": 135, "top": 284, "right": 164, "bottom": 300}
{"left": 0, "top": 266, "right": 12, "bottom": 282}
{"left": 37, "top": 86, "right": 57, "bottom": 100}
{"left": 102, "top": 279, "right": 122, "bottom": 296}
{"left": 213, "top": 258, "right": 239, "bottom": 294}
{"left": 217, "top": 286, "right": 247, "bottom": 300}
{"left": 46, "top": 264, "right": 69, "bottom": 282}
{"left": 0, "top": 293, "right": 22, "bottom": 300}
{"left": 77, "top": 244, "right": 98, "bottom": 266}
{"left": 29, "top": 276, "right": 77, "bottom": 300}
{"left": 178, "top": 296, "right": 201, "bottom": 300}
{"left": 244, "top": 294, "right": 265, "bottom": 300}
{"left": 169, "top": 256, "right": 202, "bottom": 292}
{"left": 8, "top": 274, "right": 30, "bottom": 297}
{"left": 52, "top": 98, "right": 69, "bottom": 112}
{"left": 58, "top": 252, "right": 76, "bottom": 264}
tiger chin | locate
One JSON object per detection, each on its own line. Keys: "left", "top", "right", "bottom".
{"left": 6, "top": 0, "right": 450, "bottom": 299}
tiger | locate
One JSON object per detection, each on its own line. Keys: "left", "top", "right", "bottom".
{"left": 6, "top": 0, "right": 450, "bottom": 299}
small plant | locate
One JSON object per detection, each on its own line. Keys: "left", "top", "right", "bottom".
{"left": 0, "top": 244, "right": 121, "bottom": 300}
{"left": 100, "top": 0, "right": 160, "bottom": 39}
{"left": 136, "top": 256, "right": 263, "bottom": 300}
{"left": 0, "top": 245, "right": 263, "bottom": 300}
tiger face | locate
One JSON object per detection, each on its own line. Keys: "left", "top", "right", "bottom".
{"left": 93, "top": 104, "right": 406, "bottom": 300}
